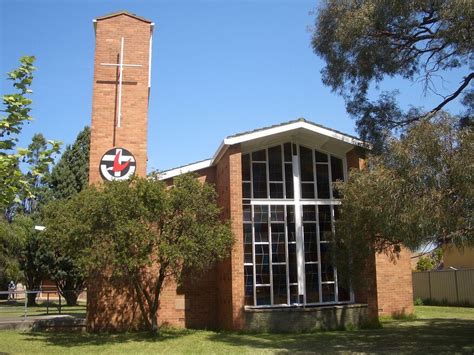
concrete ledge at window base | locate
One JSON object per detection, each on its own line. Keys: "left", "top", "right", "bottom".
{"left": 0, "top": 315, "right": 86, "bottom": 331}
{"left": 244, "top": 303, "right": 368, "bottom": 332}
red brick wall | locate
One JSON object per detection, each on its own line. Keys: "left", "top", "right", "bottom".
{"left": 164, "top": 166, "right": 216, "bottom": 187}
{"left": 89, "top": 13, "right": 151, "bottom": 184}
{"left": 87, "top": 13, "right": 222, "bottom": 331}
{"left": 215, "top": 145, "right": 245, "bottom": 330}
{"left": 375, "top": 249, "right": 414, "bottom": 316}
{"left": 346, "top": 148, "right": 414, "bottom": 318}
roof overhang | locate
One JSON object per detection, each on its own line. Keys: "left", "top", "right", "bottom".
{"left": 159, "top": 119, "right": 370, "bottom": 180}
{"left": 212, "top": 120, "right": 367, "bottom": 165}
{"left": 93, "top": 11, "right": 155, "bottom": 33}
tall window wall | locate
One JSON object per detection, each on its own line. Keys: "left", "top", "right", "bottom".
{"left": 242, "top": 142, "right": 352, "bottom": 307}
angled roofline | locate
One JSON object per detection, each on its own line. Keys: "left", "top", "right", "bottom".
{"left": 94, "top": 11, "right": 153, "bottom": 23}
{"left": 93, "top": 11, "right": 155, "bottom": 33}
{"left": 211, "top": 118, "right": 368, "bottom": 164}
{"left": 159, "top": 159, "right": 212, "bottom": 180}
{"left": 159, "top": 118, "right": 369, "bottom": 180}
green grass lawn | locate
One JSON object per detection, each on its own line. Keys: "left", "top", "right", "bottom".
{"left": 0, "top": 306, "right": 472, "bottom": 354}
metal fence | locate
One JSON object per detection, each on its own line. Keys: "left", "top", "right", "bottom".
{"left": 412, "top": 268, "right": 474, "bottom": 305}
{"left": 0, "top": 290, "right": 86, "bottom": 320}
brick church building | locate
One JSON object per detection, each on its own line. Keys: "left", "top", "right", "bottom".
{"left": 87, "top": 11, "right": 413, "bottom": 332}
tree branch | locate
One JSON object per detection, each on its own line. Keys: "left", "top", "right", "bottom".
{"left": 428, "top": 73, "right": 474, "bottom": 115}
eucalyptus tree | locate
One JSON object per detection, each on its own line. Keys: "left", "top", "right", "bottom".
{"left": 312, "top": 1, "right": 473, "bottom": 151}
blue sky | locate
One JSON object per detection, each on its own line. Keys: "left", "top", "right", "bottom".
{"left": 1, "top": 0, "right": 469, "bottom": 172}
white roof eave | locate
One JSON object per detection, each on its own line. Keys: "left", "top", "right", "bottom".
{"left": 160, "top": 121, "right": 369, "bottom": 180}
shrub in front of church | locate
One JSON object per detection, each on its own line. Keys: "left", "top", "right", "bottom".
{"left": 42, "top": 174, "right": 234, "bottom": 333}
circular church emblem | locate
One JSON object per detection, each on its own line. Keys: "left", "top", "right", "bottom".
{"left": 100, "top": 147, "right": 136, "bottom": 181}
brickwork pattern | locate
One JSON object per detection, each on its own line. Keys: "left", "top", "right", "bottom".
{"left": 215, "top": 145, "right": 245, "bottom": 330}
{"left": 89, "top": 14, "right": 151, "bottom": 183}
{"left": 346, "top": 148, "right": 414, "bottom": 318}
{"left": 375, "top": 248, "right": 414, "bottom": 316}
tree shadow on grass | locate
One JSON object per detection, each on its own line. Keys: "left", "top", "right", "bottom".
{"left": 22, "top": 327, "right": 197, "bottom": 348}
{"left": 17, "top": 318, "right": 474, "bottom": 353}
{"left": 207, "top": 318, "right": 474, "bottom": 354}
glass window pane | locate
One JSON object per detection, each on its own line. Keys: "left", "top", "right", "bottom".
{"left": 244, "top": 243, "right": 253, "bottom": 264}
{"left": 268, "top": 146, "right": 283, "bottom": 181}
{"left": 318, "top": 205, "right": 332, "bottom": 241}
{"left": 269, "top": 183, "right": 284, "bottom": 198}
{"left": 302, "top": 205, "right": 316, "bottom": 222}
{"left": 315, "top": 150, "right": 328, "bottom": 163}
{"left": 243, "top": 223, "right": 252, "bottom": 244}
{"left": 305, "top": 264, "right": 319, "bottom": 303}
{"left": 255, "top": 245, "right": 270, "bottom": 284}
{"left": 299, "top": 146, "right": 314, "bottom": 182}
{"left": 272, "top": 265, "right": 288, "bottom": 304}
{"left": 290, "top": 285, "right": 299, "bottom": 304}
{"left": 245, "top": 265, "right": 254, "bottom": 306}
{"left": 331, "top": 156, "right": 344, "bottom": 198}
{"left": 243, "top": 205, "right": 251, "bottom": 222}
{"left": 243, "top": 182, "right": 251, "bottom": 198}
{"left": 252, "top": 162, "right": 267, "bottom": 198}
{"left": 285, "top": 163, "right": 294, "bottom": 198}
{"left": 256, "top": 286, "right": 271, "bottom": 306}
{"left": 284, "top": 143, "right": 292, "bottom": 162}
{"left": 301, "top": 182, "right": 315, "bottom": 199}
{"left": 242, "top": 154, "right": 251, "bottom": 181}
{"left": 338, "top": 276, "right": 351, "bottom": 302}
{"left": 303, "top": 223, "right": 318, "bottom": 262}
{"left": 270, "top": 205, "right": 285, "bottom": 222}
{"left": 320, "top": 243, "right": 335, "bottom": 282}
{"left": 244, "top": 223, "right": 253, "bottom": 264}
{"left": 271, "top": 223, "right": 286, "bottom": 263}
{"left": 288, "top": 244, "right": 297, "bottom": 283}
{"left": 252, "top": 149, "right": 266, "bottom": 162}
{"left": 254, "top": 205, "right": 268, "bottom": 223}
{"left": 254, "top": 223, "right": 268, "bottom": 243}
{"left": 287, "top": 222, "right": 296, "bottom": 242}
{"left": 316, "top": 164, "right": 330, "bottom": 198}
{"left": 322, "top": 284, "right": 335, "bottom": 302}
{"left": 334, "top": 205, "right": 340, "bottom": 220}
{"left": 286, "top": 205, "right": 295, "bottom": 223}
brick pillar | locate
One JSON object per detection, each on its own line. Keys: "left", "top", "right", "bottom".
{"left": 346, "top": 148, "right": 379, "bottom": 318}
{"left": 346, "top": 148, "right": 414, "bottom": 318}
{"left": 216, "top": 145, "right": 245, "bottom": 330}
{"left": 87, "top": 12, "right": 153, "bottom": 331}
{"left": 89, "top": 12, "right": 153, "bottom": 183}
{"left": 375, "top": 249, "right": 414, "bottom": 316}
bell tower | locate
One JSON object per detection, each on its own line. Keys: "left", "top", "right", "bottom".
{"left": 89, "top": 12, "right": 153, "bottom": 183}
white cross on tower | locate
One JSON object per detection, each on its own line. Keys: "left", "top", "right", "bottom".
{"left": 101, "top": 37, "right": 142, "bottom": 128}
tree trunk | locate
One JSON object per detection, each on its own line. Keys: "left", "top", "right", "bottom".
{"left": 56, "top": 278, "right": 85, "bottom": 306}
{"left": 151, "top": 314, "right": 158, "bottom": 335}
{"left": 63, "top": 290, "right": 79, "bottom": 306}
{"left": 27, "top": 291, "right": 37, "bottom": 306}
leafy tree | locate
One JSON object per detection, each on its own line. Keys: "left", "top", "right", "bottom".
{"left": 0, "top": 216, "right": 24, "bottom": 297}
{"left": 312, "top": 1, "right": 473, "bottom": 151}
{"left": 25, "top": 127, "right": 91, "bottom": 306}
{"left": 0, "top": 56, "right": 60, "bottom": 209}
{"left": 0, "top": 56, "right": 60, "bottom": 301}
{"left": 20, "top": 133, "right": 54, "bottom": 214}
{"left": 38, "top": 199, "right": 86, "bottom": 306}
{"left": 43, "top": 175, "right": 234, "bottom": 333}
{"left": 49, "top": 126, "right": 90, "bottom": 200}
{"left": 416, "top": 248, "right": 443, "bottom": 271}
{"left": 0, "top": 214, "right": 48, "bottom": 305}
{"left": 334, "top": 114, "right": 473, "bottom": 284}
